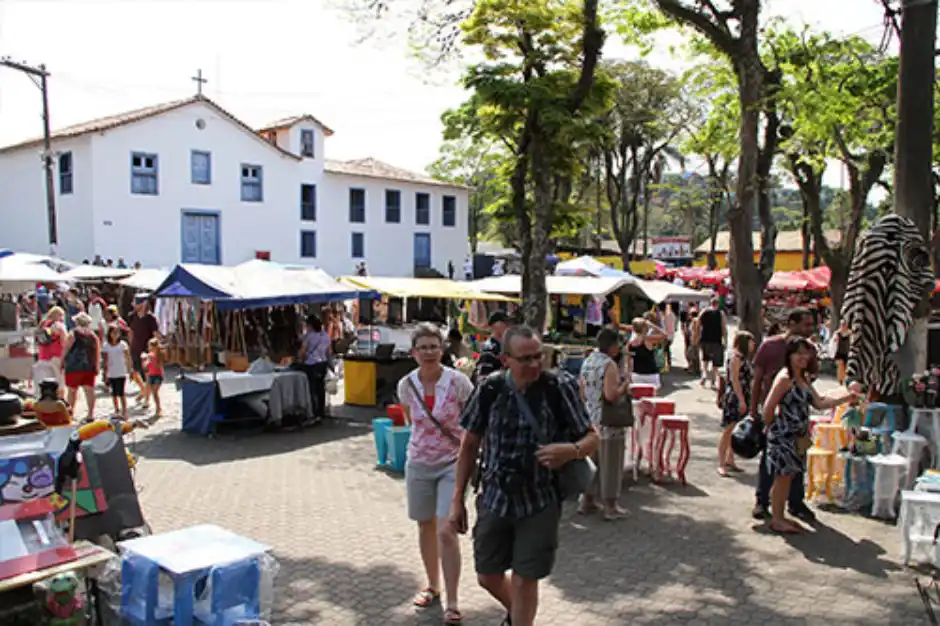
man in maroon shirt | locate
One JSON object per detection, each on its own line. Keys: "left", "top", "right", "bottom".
{"left": 127, "top": 295, "right": 160, "bottom": 407}
{"left": 749, "top": 308, "right": 817, "bottom": 521}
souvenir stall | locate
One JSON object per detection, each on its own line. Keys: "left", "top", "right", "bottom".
{"left": 0, "top": 256, "right": 64, "bottom": 383}
{"left": 0, "top": 401, "right": 280, "bottom": 624}
{"left": 154, "top": 260, "right": 376, "bottom": 435}
{"left": 341, "top": 276, "right": 516, "bottom": 407}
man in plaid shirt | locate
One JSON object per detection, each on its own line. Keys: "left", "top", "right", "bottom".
{"left": 449, "top": 325, "right": 598, "bottom": 626}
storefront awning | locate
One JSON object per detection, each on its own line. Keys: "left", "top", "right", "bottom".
{"left": 343, "top": 276, "right": 518, "bottom": 302}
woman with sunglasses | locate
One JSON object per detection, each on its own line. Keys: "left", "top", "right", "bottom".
{"left": 398, "top": 324, "right": 474, "bottom": 625}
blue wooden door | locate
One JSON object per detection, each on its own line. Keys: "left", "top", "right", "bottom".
{"left": 181, "top": 212, "right": 220, "bottom": 264}
{"left": 414, "top": 233, "right": 431, "bottom": 270}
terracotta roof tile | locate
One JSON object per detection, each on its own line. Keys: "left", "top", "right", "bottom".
{"left": 257, "top": 114, "right": 335, "bottom": 136}
{"left": 324, "top": 157, "right": 469, "bottom": 190}
{"left": 0, "top": 96, "right": 300, "bottom": 160}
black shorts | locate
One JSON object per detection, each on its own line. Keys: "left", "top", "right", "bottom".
{"left": 131, "top": 352, "right": 145, "bottom": 377}
{"left": 108, "top": 377, "right": 126, "bottom": 398}
{"left": 701, "top": 342, "right": 725, "bottom": 367}
{"left": 472, "top": 501, "right": 561, "bottom": 580}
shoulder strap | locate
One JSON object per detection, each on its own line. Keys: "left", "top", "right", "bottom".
{"left": 405, "top": 376, "right": 460, "bottom": 445}
{"left": 506, "top": 372, "right": 548, "bottom": 444}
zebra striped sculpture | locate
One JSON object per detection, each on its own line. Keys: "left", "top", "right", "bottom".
{"left": 842, "top": 214, "right": 935, "bottom": 399}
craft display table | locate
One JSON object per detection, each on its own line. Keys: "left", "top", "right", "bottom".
{"left": 119, "top": 524, "right": 269, "bottom": 626}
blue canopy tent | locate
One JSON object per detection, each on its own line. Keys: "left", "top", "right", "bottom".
{"left": 153, "top": 260, "right": 378, "bottom": 309}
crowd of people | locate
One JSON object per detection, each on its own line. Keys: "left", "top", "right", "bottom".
{"left": 392, "top": 302, "right": 859, "bottom": 626}
{"left": 27, "top": 289, "right": 163, "bottom": 424}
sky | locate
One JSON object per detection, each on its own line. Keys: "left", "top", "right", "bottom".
{"left": 0, "top": 0, "right": 896, "bottom": 178}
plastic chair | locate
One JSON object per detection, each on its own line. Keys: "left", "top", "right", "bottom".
{"left": 899, "top": 490, "right": 940, "bottom": 566}
{"left": 863, "top": 402, "right": 902, "bottom": 452}
{"left": 629, "top": 384, "right": 657, "bottom": 400}
{"left": 121, "top": 555, "right": 173, "bottom": 625}
{"left": 194, "top": 558, "right": 262, "bottom": 626}
{"left": 891, "top": 430, "right": 929, "bottom": 491}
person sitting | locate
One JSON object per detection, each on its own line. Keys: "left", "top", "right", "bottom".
{"left": 32, "top": 379, "right": 72, "bottom": 427}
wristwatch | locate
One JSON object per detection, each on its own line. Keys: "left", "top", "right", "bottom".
{"left": 572, "top": 442, "right": 582, "bottom": 460}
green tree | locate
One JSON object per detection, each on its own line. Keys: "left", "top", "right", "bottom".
{"left": 593, "top": 60, "right": 688, "bottom": 269}
{"left": 427, "top": 137, "right": 506, "bottom": 252}
{"left": 444, "top": 0, "right": 608, "bottom": 329}
{"left": 680, "top": 59, "right": 739, "bottom": 267}
{"left": 775, "top": 28, "right": 896, "bottom": 327}
{"left": 626, "top": 0, "right": 783, "bottom": 338}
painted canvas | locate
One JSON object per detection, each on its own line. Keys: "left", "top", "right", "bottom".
{"left": 50, "top": 444, "right": 109, "bottom": 522}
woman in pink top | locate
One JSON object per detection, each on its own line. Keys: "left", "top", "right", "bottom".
{"left": 33, "top": 306, "right": 68, "bottom": 392}
{"left": 397, "top": 323, "right": 473, "bottom": 625}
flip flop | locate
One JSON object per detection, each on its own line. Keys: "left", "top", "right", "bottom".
{"left": 716, "top": 467, "right": 730, "bottom": 477}
{"left": 727, "top": 465, "right": 745, "bottom": 473}
{"left": 603, "top": 508, "right": 629, "bottom": 521}
{"left": 443, "top": 608, "right": 463, "bottom": 625}
{"left": 413, "top": 587, "right": 440, "bottom": 608}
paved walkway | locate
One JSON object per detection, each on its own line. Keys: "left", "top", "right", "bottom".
{"left": 102, "top": 364, "right": 927, "bottom": 626}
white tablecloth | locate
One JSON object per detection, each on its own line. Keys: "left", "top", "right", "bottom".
{"left": 183, "top": 371, "right": 280, "bottom": 399}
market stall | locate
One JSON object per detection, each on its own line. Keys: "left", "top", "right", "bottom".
{"left": 0, "top": 256, "right": 64, "bottom": 383}
{"left": 153, "top": 260, "right": 376, "bottom": 434}
{"left": 341, "top": 276, "right": 515, "bottom": 407}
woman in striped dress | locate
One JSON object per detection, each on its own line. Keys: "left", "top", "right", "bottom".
{"left": 762, "top": 337, "right": 857, "bottom": 533}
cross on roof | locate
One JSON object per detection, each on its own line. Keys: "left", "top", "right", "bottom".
{"left": 192, "top": 69, "right": 208, "bottom": 96}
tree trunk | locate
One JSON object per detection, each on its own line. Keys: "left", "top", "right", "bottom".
{"left": 728, "top": 4, "right": 765, "bottom": 339}
{"left": 526, "top": 127, "right": 552, "bottom": 332}
{"left": 893, "top": 0, "right": 938, "bottom": 373}
{"left": 801, "top": 200, "right": 810, "bottom": 270}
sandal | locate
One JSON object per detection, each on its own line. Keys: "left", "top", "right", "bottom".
{"left": 727, "top": 464, "right": 745, "bottom": 473}
{"left": 443, "top": 608, "right": 463, "bottom": 625}
{"left": 413, "top": 587, "right": 440, "bottom": 608}
{"left": 603, "top": 507, "right": 629, "bottom": 521}
{"left": 716, "top": 467, "right": 729, "bottom": 477}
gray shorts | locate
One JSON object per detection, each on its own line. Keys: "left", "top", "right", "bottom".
{"left": 405, "top": 460, "right": 456, "bottom": 522}
{"left": 472, "top": 501, "right": 561, "bottom": 580}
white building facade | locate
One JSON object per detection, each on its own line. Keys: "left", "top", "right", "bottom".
{"left": 0, "top": 96, "right": 469, "bottom": 278}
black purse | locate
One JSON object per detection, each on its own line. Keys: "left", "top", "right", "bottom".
{"left": 600, "top": 395, "right": 634, "bottom": 428}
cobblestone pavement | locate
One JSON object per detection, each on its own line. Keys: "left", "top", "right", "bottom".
{"left": 89, "top": 364, "right": 928, "bottom": 626}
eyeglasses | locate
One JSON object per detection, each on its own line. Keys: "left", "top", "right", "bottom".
{"left": 414, "top": 344, "right": 442, "bottom": 353}
{"left": 508, "top": 353, "right": 542, "bottom": 365}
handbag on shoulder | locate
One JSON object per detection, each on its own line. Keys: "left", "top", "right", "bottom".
{"left": 600, "top": 394, "right": 634, "bottom": 428}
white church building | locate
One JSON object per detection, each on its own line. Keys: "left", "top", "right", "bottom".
{"left": 0, "top": 96, "right": 469, "bottom": 278}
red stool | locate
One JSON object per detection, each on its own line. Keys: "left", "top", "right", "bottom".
{"left": 635, "top": 399, "right": 675, "bottom": 476}
{"left": 630, "top": 384, "right": 657, "bottom": 399}
{"left": 386, "top": 404, "right": 408, "bottom": 427}
{"left": 655, "top": 415, "right": 691, "bottom": 485}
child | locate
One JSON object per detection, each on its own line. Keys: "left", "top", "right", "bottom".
{"left": 32, "top": 378, "right": 72, "bottom": 427}
{"left": 101, "top": 325, "right": 132, "bottom": 418}
{"left": 142, "top": 337, "right": 165, "bottom": 418}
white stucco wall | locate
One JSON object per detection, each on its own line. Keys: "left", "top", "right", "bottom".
{"left": 315, "top": 173, "right": 468, "bottom": 277}
{"left": 0, "top": 100, "right": 468, "bottom": 278}
{"left": 0, "top": 136, "right": 95, "bottom": 262}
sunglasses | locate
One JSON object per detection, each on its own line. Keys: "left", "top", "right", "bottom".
{"left": 508, "top": 352, "right": 542, "bottom": 365}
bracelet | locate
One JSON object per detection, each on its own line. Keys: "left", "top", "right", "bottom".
{"left": 572, "top": 442, "right": 581, "bottom": 460}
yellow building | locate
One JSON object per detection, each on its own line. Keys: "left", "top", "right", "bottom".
{"left": 694, "top": 229, "right": 842, "bottom": 272}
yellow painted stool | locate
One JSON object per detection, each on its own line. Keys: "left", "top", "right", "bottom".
{"left": 806, "top": 423, "right": 847, "bottom": 501}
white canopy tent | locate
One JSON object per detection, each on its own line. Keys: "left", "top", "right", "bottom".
{"left": 61, "top": 265, "right": 135, "bottom": 282}
{"left": 472, "top": 274, "right": 706, "bottom": 303}
{"left": 0, "top": 255, "right": 64, "bottom": 294}
{"left": 117, "top": 269, "right": 171, "bottom": 292}
{"left": 554, "top": 256, "right": 631, "bottom": 279}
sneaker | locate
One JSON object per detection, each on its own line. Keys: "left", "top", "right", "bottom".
{"left": 751, "top": 503, "right": 769, "bottom": 520}
{"left": 789, "top": 503, "right": 817, "bottom": 523}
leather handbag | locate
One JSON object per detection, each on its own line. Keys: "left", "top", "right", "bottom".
{"left": 600, "top": 394, "right": 634, "bottom": 428}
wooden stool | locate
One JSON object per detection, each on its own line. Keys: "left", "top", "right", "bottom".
{"left": 655, "top": 415, "right": 691, "bottom": 485}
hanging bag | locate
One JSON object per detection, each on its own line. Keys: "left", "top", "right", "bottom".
{"left": 508, "top": 373, "right": 595, "bottom": 501}
{"left": 599, "top": 361, "right": 634, "bottom": 428}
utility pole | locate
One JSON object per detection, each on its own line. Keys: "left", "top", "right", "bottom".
{"left": 0, "top": 58, "right": 57, "bottom": 252}
{"left": 891, "top": 0, "right": 938, "bottom": 371}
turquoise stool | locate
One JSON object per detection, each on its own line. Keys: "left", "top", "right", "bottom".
{"left": 372, "top": 418, "right": 393, "bottom": 466}
{"left": 386, "top": 426, "right": 412, "bottom": 473}
{"left": 864, "top": 403, "right": 903, "bottom": 453}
